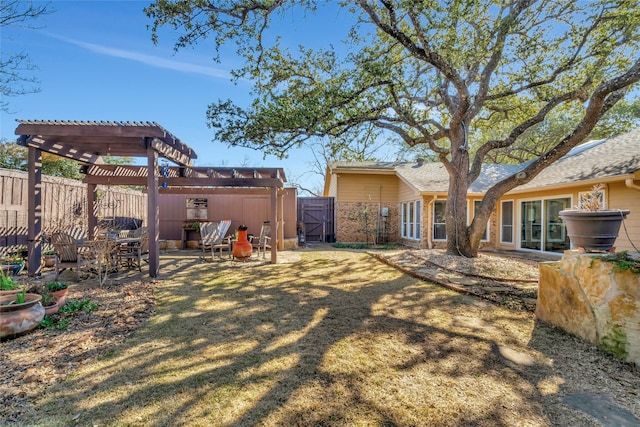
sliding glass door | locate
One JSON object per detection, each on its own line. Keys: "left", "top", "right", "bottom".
{"left": 520, "top": 198, "right": 570, "bottom": 253}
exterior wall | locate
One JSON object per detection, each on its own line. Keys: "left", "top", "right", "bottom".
{"left": 334, "top": 173, "right": 400, "bottom": 244}
{"left": 336, "top": 173, "right": 399, "bottom": 203}
{"left": 398, "top": 179, "right": 420, "bottom": 200}
{"left": 336, "top": 201, "right": 400, "bottom": 244}
{"left": 602, "top": 181, "right": 639, "bottom": 252}
{"left": 496, "top": 181, "right": 639, "bottom": 253}
{"left": 158, "top": 189, "right": 297, "bottom": 244}
{"left": 326, "top": 172, "right": 338, "bottom": 197}
{"left": 330, "top": 164, "right": 639, "bottom": 253}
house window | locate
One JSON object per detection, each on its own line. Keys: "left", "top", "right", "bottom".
{"left": 402, "top": 200, "right": 421, "bottom": 240}
{"left": 433, "top": 200, "right": 447, "bottom": 241}
{"left": 415, "top": 201, "right": 421, "bottom": 239}
{"left": 578, "top": 188, "right": 606, "bottom": 210}
{"left": 501, "top": 201, "right": 514, "bottom": 243}
{"left": 472, "top": 200, "right": 489, "bottom": 242}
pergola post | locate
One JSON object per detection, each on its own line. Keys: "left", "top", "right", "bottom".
{"left": 147, "top": 143, "right": 159, "bottom": 277}
{"left": 278, "top": 189, "right": 284, "bottom": 251}
{"left": 26, "top": 146, "right": 42, "bottom": 277}
{"left": 270, "top": 186, "right": 278, "bottom": 264}
{"left": 87, "top": 183, "right": 97, "bottom": 239}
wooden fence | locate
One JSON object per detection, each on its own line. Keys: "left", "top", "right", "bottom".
{"left": 0, "top": 168, "right": 147, "bottom": 256}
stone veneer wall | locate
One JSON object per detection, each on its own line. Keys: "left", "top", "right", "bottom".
{"left": 336, "top": 202, "right": 400, "bottom": 243}
{"left": 537, "top": 251, "right": 640, "bottom": 366}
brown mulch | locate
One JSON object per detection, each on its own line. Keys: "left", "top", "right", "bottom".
{"left": 371, "top": 248, "right": 542, "bottom": 312}
{"left": 0, "top": 277, "right": 156, "bottom": 424}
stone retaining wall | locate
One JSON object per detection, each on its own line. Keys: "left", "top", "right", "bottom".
{"left": 537, "top": 251, "right": 639, "bottom": 366}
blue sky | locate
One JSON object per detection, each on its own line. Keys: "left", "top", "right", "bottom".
{"left": 1, "top": 1, "right": 353, "bottom": 194}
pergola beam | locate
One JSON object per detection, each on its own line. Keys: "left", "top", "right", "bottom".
{"left": 22, "top": 135, "right": 104, "bottom": 164}
{"left": 83, "top": 176, "right": 283, "bottom": 187}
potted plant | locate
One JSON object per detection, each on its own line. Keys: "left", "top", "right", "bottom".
{"left": 0, "top": 289, "right": 45, "bottom": 338}
{"left": 46, "top": 281, "right": 69, "bottom": 306}
{"left": 42, "top": 249, "right": 57, "bottom": 268}
{"left": 0, "top": 268, "right": 23, "bottom": 295}
{"left": 559, "top": 183, "right": 630, "bottom": 252}
{"left": 0, "top": 254, "right": 25, "bottom": 276}
{"left": 27, "top": 283, "right": 61, "bottom": 315}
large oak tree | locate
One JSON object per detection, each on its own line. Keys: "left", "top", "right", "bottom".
{"left": 146, "top": 0, "right": 640, "bottom": 257}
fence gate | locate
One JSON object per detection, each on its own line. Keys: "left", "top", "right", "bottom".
{"left": 297, "top": 197, "right": 335, "bottom": 243}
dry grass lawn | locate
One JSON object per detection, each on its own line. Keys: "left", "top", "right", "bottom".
{"left": 15, "top": 249, "right": 639, "bottom": 426}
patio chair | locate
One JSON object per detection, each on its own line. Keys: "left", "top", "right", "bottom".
{"left": 50, "top": 231, "right": 81, "bottom": 281}
{"left": 251, "top": 222, "right": 271, "bottom": 258}
{"left": 119, "top": 230, "right": 149, "bottom": 271}
{"left": 51, "top": 232, "right": 112, "bottom": 284}
{"left": 132, "top": 227, "right": 148, "bottom": 238}
{"left": 200, "top": 219, "right": 232, "bottom": 261}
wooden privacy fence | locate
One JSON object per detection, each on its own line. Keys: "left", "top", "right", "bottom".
{"left": 0, "top": 168, "right": 147, "bottom": 256}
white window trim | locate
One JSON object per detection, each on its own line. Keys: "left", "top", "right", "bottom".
{"left": 500, "top": 200, "right": 514, "bottom": 244}
{"left": 401, "top": 200, "right": 421, "bottom": 240}
{"left": 433, "top": 199, "right": 447, "bottom": 241}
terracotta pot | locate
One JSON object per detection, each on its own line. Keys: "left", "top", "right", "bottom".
{"left": 232, "top": 226, "right": 253, "bottom": 261}
{"left": 51, "top": 288, "right": 69, "bottom": 306}
{"left": 43, "top": 255, "right": 56, "bottom": 268}
{"left": 0, "top": 293, "right": 45, "bottom": 338}
{"left": 44, "top": 299, "right": 60, "bottom": 315}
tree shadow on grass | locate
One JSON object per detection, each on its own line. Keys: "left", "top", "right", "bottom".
{"left": 20, "top": 250, "right": 593, "bottom": 426}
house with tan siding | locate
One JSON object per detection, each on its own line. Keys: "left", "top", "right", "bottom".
{"left": 324, "top": 128, "right": 640, "bottom": 256}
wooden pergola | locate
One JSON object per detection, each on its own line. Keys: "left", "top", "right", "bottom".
{"left": 15, "top": 120, "right": 286, "bottom": 278}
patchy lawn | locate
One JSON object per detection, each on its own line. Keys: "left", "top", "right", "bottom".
{"left": 6, "top": 250, "right": 639, "bottom": 426}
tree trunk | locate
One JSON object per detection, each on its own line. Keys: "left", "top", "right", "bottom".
{"left": 444, "top": 137, "right": 479, "bottom": 257}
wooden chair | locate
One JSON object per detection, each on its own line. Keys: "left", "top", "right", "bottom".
{"left": 198, "top": 221, "right": 214, "bottom": 259}
{"left": 51, "top": 232, "right": 112, "bottom": 284}
{"left": 119, "top": 230, "right": 149, "bottom": 271}
{"left": 132, "top": 227, "right": 147, "bottom": 238}
{"left": 200, "top": 220, "right": 232, "bottom": 261}
{"left": 50, "top": 231, "right": 81, "bottom": 281}
{"left": 251, "top": 222, "right": 271, "bottom": 258}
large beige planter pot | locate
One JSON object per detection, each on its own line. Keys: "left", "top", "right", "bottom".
{"left": 0, "top": 293, "right": 45, "bottom": 338}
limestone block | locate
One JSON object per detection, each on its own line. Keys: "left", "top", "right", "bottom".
{"left": 537, "top": 262, "right": 597, "bottom": 342}
{"left": 161, "top": 240, "right": 181, "bottom": 251}
{"left": 537, "top": 253, "right": 640, "bottom": 366}
{"left": 282, "top": 238, "right": 298, "bottom": 250}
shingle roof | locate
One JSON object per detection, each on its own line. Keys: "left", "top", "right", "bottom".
{"left": 330, "top": 127, "right": 640, "bottom": 193}
{"left": 514, "top": 128, "right": 640, "bottom": 190}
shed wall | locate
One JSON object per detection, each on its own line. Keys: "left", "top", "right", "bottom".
{"left": 157, "top": 189, "right": 297, "bottom": 241}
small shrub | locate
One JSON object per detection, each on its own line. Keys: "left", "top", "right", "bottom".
{"left": 46, "top": 281, "right": 69, "bottom": 292}
{"left": 60, "top": 299, "right": 98, "bottom": 313}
